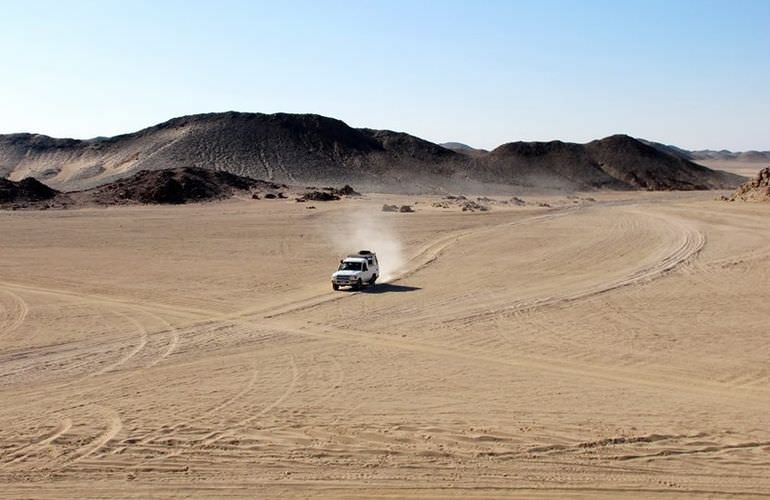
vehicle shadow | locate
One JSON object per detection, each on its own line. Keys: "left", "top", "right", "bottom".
{"left": 357, "top": 283, "right": 421, "bottom": 294}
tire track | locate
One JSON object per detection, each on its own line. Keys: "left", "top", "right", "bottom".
{"left": 0, "top": 288, "right": 29, "bottom": 338}
{"left": 0, "top": 280, "right": 211, "bottom": 321}
{"left": 129, "top": 307, "right": 181, "bottom": 368}
{"left": 58, "top": 407, "right": 122, "bottom": 467}
{"left": 0, "top": 207, "right": 578, "bottom": 338}
{"left": 685, "top": 235, "right": 770, "bottom": 389}
{"left": 267, "top": 317, "right": 769, "bottom": 409}
{"left": 131, "top": 356, "right": 298, "bottom": 468}
{"left": 0, "top": 417, "right": 72, "bottom": 467}
{"left": 446, "top": 208, "right": 706, "bottom": 326}
{"left": 89, "top": 309, "right": 149, "bottom": 376}
{"left": 234, "top": 355, "right": 299, "bottom": 428}
{"left": 127, "top": 363, "right": 260, "bottom": 450}
{"left": 260, "top": 210, "right": 574, "bottom": 320}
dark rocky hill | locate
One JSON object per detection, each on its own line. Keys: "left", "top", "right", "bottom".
{"left": 1, "top": 167, "right": 345, "bottom": 208}
{"left": 0, "top": 177, "right": 60, "bottom": 205}
{"left": 84, "top": 167, "right": 269, "bottom": 205}
{"left": 0, "top": 112, "right": 745, "bottom": 193}
{"left": 585, "top": 135, "right": 741, "bottom": 190}
{"left": 473, "top": 135, "right": 743, "bottom": 190}
{"left": 477, "top": 140, "right": 626, "bottom": 190}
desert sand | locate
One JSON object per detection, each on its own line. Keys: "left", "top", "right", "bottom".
{"left": 1, "top": 192, "right": 769, "bottom": 498}
{"left": 695, "top": 159, "right": 767, "bottom": 179}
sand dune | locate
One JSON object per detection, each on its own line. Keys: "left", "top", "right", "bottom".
{"left": 1, "top": 192, "right": 769, "bottom": 498}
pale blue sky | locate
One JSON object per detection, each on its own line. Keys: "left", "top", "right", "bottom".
{"left": 2, "top": 0, "right": 768, "bottom": 150}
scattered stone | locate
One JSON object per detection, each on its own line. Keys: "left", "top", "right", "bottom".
{"left": 264, "top": 193, "right": 277, "bottom": 199}
{"left": 461, "top": 201, "right": 489, "bottom": 212}
{"left": 94, "top": 168, "right": 258, "bottom": 205}
{"left": 510, "top": 196, "right": 527, "bottom": 206}
{"left": 382, "top": 204, "right": 399, "bottom": 212}
{"left": 399, "top": 205, "right": 415, "bottom": 213}
{"left": 298, "top": 191, "right": 340, "bottom": 202}
{"left": 306, "top": 205, "right": 316, "bottom": 209}
{"left": 336, "top": 184, "right": 361, "bottom": 196}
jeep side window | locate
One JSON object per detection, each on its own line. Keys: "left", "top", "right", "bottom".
{"left": 363, "top": 263, "right": 368, "bottom": 271}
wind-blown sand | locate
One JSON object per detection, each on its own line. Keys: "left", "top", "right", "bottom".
{"left": 1, "top": 192, "right": 769, "bottom": 498}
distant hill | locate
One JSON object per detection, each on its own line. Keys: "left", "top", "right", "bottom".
{"left": 0, "top": 112, "right": 745, "bottom": 193}
{"left": 690, "top": 150, "right": 770, "bottom": 162}
{"left": 642, "top": 140, "right": 769, "bottom": 178}
{"left": 439, "top": 142, "right": 489, "bottom": 157}
{"left": 641, "top": 141, "right": 770, "bottom": 163}
{"left": 474, "top": 135, "right": 742, "bottom": 190}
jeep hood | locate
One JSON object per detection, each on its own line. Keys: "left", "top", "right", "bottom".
{"left": 333, "top": 271, "right": 360, "bottom": 278}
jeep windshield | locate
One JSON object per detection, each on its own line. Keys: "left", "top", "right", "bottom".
{"left": 339, "top": 261, "right": 363, "bottom": 271}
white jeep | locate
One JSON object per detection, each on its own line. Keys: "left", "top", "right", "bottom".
{"left": 332, "top": 250, "right": 379, "bottom": 290}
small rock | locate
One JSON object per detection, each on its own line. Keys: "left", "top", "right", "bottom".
{"left": 298, "top": 191, "right": 340, "bottom": 202}
{"left": 336, "top": 184, "right": 361, "bottom": 196}
{"left": 461, "top": 201, "right": 489, "bottom": 212}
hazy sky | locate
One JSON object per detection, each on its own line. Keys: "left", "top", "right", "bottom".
{"left": 2, "top": 0, "right": 768, "bottom": 150}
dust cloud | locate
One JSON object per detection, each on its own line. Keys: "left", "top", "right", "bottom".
{"left": 327, "top": 210, "right": 405, "bottom": 282}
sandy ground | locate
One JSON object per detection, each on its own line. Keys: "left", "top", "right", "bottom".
{"left": 697, "top": 160, "right": 767, "bottom": 179}
{"left": 1, "top": 191, "right": 769, "bottom": 498}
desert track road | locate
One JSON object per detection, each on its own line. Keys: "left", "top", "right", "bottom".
{"left": 1, "top": 192, "right": 769, "bottom": 498}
